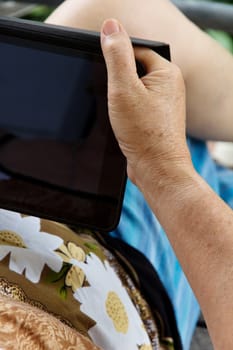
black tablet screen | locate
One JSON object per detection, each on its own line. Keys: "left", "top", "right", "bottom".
{"left": 0, "top": 35, "right": 125, "bottom": 198}
{"left": 0, "top": 32, "right": 126, "bottom": 231}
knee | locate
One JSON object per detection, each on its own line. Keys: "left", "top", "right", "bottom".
{"left": 45, "top": 0, "right": 157, "bottom": 39}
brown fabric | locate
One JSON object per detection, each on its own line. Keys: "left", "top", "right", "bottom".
{"left": 0, "top": 220, "right": 103, "bottom": 336}
{"left": 0, "top": 213, "right": 158, "bottom": 349}
{"left": 0, "top": 295, "right": 101, "bottom": 350}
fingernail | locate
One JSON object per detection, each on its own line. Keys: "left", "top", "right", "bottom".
{"left": 102, "top": 19, "right": 120, "bottom": 36}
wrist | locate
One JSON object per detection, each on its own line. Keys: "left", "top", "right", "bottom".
{"left": 131, "top": 150, "right": 198, "bottom": 212}
{"left": 132, "top": 144, "right": 193, "bottom": 191}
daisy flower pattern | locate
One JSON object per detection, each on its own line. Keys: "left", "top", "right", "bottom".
{"left": 56, "top": 242, "right": 86, "bottom": 291}
{"left": 73, "top": 253, "right": 152, "bottom": 350}
{"left": 0, "top": 209, "right": 63, "bottom": 283}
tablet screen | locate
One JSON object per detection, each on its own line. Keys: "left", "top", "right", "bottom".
{"left": 0, "top": 30, "right": 126, "bottom": 230}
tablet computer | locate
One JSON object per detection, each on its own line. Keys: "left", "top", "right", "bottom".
{"left": 0, "top": 16, "right": 170, "bottom": 231}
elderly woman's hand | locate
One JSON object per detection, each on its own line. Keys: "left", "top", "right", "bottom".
{"left": 101, "top": 19, "right": 192, "bottom": 190}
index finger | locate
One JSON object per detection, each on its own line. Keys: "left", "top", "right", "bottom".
{"left": 134, "top": 47, "right": 171, "bottom": 74}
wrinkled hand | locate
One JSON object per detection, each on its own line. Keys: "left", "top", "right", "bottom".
{"left": 101, "top": 19, "right": 191, "bottom": 188}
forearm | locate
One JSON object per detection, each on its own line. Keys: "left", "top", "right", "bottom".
{"left": 138, "top": 163, "right": 233, "bottom": 350}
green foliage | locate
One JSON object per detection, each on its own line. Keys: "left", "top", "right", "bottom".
{"left": 23, "top": 5, "right": 54, "bottom": 22}
{"left": 202, "top": 0, "right": 233, "bottom": 53}
{"left": 207, "top": 29, "right": 233, "bottom": 53}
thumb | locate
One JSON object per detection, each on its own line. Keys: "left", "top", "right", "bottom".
{"left": 100, "top": 19, "right": 139, "bottom": 90}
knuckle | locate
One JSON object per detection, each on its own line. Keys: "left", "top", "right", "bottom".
{"left": 106, "top": 40, "right": 120, "bottom": 57}
{"left": 169, "top": 64, "right": 185, "bottom": 90}
{"left": 108, "top": 86, "right": 130, "bottom": 106}
{"left": 109, "top": 86, "right": 125, "bottom": 101}
{"left": 170, "top": 63, "right": 182, "bottom": 80}
{"left": 108, "top": 85, "right": 139, "bottom": 110}
{"left": 105, "top": 34, "right": 127, "bottom": 58}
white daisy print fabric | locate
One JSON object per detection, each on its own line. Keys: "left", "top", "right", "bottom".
{"left": 73, "top": 253, "right": 152, "bottom": 350}
{"left": 0, "top": 209, "right": 63, "bottom": 283}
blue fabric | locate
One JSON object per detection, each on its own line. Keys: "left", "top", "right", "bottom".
{"left": 111, "top": 137, "right": 233, "bottom": 350}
